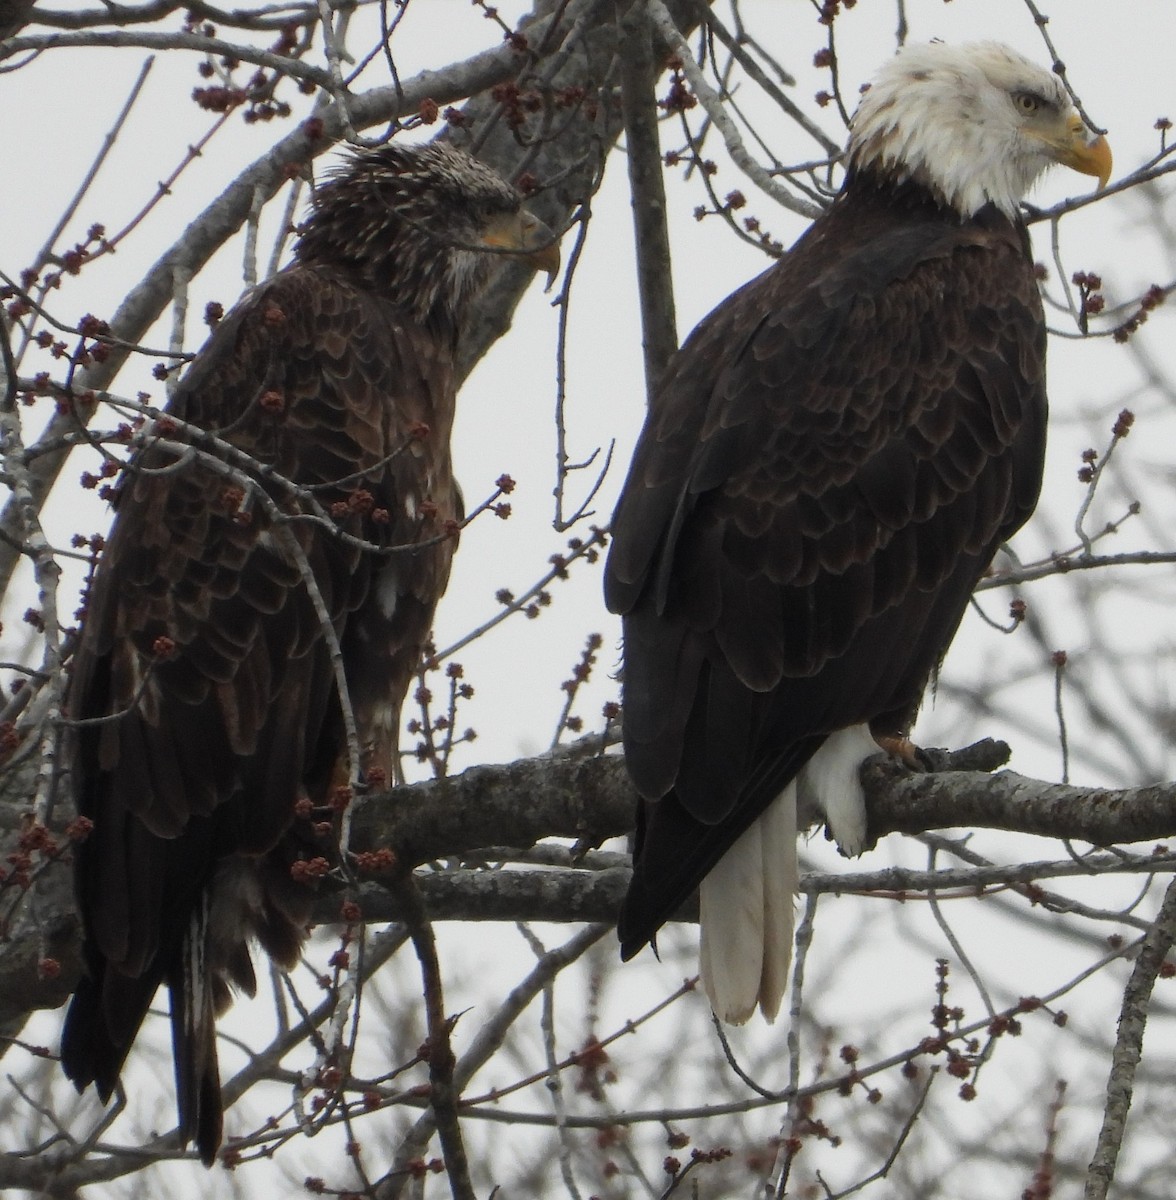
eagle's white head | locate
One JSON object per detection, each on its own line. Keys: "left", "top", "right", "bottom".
{"left": 848, "top": 41, "right": 1112, "bottom": 218}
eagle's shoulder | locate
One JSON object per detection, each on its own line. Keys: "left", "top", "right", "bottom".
{"left": 605, "top": 195, "right": 1044, "bottom": 619}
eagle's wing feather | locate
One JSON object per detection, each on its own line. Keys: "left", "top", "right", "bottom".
{"left": 607, "top": 205, "right": 1046, "bottom": 955}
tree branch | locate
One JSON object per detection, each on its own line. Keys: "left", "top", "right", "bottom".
{"left": 13, "top": 736, "right": 1176, "bottom": 1032}
{"left": 346, "top": 741, "right": 1176, "bottom": 875}
{"left": 617, "top": 0, "right": 679, "bottom": 397}
{"left": 646, "top": 0, "right": 822, "bottom": 218}
{"left": 1084, "top": 876, "right": 1176, "bottom": 1200}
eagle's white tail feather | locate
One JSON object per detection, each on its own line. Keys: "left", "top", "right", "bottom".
{"left": 699, "top": 782, "right": 798, "bottom": 1024}
{"left": 700, "top": 723, "right": 876, "bottom": 1024}
{"left": 755, "top": 790, "right": 798, "bottom": 1020}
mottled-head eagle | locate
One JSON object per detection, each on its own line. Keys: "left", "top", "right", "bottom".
{"left": 606, "top": 42, "right": 1111, "bottom": 1024}
{"left": 60, "top": 141, "right": 559, "bottom": 1162}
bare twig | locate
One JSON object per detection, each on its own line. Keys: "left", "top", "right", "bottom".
{"left": 697, "top": 3, "right": 840, "bottom": 158}
{"left": 0, "top": 27, "right": 334, "bottom": 87}
{"left": 646, "top": 0, "right": 822, "bottom": 218}
{"left": 18, "top": 54, "right": 154, "bottom": 306}
{"left": 1018, "top": 0, "right": 1107, "bottom": 134}
{"left": 518, "top": 923, "right": 584, "bottom": 1200}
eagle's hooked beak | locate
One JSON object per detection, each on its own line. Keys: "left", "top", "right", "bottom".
{"left": 1054, "top": 114, "right": 1113, "bottom": 190}
{"left": 482, "top": 210, "right": 561, "bottom": 291}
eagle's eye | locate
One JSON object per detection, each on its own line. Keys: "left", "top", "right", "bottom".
{"left": 1014, "top": 92, "right": 1041, "bottom": 114}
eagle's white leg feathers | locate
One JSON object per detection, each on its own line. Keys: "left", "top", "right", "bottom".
{"left": 699, "top": 781, "right": 797, "bottom": 1024}
{"left": 699, "top": 723, "right": 876, "bottom": 1023}
{"left": 797, "top": 723, "right": 876, "bottom": 857}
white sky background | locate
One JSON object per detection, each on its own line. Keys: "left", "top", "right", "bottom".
{"left": 6, "top": 0, "right": 1176, "bottom": 1194}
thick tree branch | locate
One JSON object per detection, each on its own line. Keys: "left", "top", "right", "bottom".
{"left": 12, "top": 739, "right": 1176, "bottom": 1033}
{"left": 860, "top": 754, "right": 1176, "bottom": 847}
{"left": 330, "top": 845, "right": 1176, "bottom": 931}
{"left": 617, "top": 0, "right": 679, "bottom": 396}
{"left": 348, "top": 748, "right": 633, "bottom": 866}
{"left": 346, "top": 742, "right": 1176, "bottom": 874}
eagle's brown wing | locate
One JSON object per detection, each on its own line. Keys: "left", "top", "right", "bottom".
{"left": 606, "top": 196, "right": 1047, "bottom": 955}
{"left": 61, "top": 264, "right": 460, "bottom": 1161}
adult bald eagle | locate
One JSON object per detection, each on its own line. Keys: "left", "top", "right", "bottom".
{"left": 60, "top": 141, "right": 558, "bottom": 1162}
{"left": 606, "top": 42, "right": 1111, "bottom": 1024}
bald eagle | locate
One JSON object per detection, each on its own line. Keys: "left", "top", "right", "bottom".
{"left": 606, "top": 42, "right": 1111, "bottom": 1024}
{"left": 60, "top": 141, "right": 558, "bottom": 1162}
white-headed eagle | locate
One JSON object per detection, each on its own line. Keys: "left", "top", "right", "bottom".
{"left": 606, "top": 42, "right": 1111, "bottom": 1024}
{"left": 60, "top": 141, "right": 559, "bottom": 1163}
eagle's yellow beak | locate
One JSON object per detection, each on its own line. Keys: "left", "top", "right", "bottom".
{"left": 1055, "top": 115, "right": 1113, "bottom": 189}
{"left": 482, "top": 210, "right": 561, "bottom": 289}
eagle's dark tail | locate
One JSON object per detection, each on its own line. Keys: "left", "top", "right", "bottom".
{"left": 168, "top": 850, "right": 314, "bottom": 1165}
{"left": 63, "top": 849, "right": 313, "bottom": 1167}
{"left": 60, "top": 967, "right": 155, "bottom": 1106}
{"left": 170, "top": 905, "right": 223, "bottom": 1167}
{"left": 61, "top": 913, "right": 223, "bottom": 1166}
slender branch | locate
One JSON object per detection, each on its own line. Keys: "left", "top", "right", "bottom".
{"left": 0, "top": 28, "right": 334, "bottom": 86}
{"left": 1084, "top": 877, "right": 1176, "bottom": 1199}
{"left": 376, "top": 923, "right": 609, "bottom": 1199}
{"left": 773, "top": 890, "right": 818, "bottom": 1196}
{"left": 818, "top": 1068, "right": 938, "bottom": 1199}
{"left": 980, "top": 551, "right": 1175, "bottom": 591}
{"left": 518, "top": 924, "right": 583, "bottom": 1200}
{"left": 696, "top": 1, "right": 840, "bottom": 158}
{"left": 1025, "top": 154, "right": 1176, "bottom": 224}
{"left": 395, "top": 873, "right": 475, "bottom": 1200}
{"left": 927, "top": 846, "right": 997, "bottom": 1021}
{"left": 319, "top": 843, "right": 1176, "bottom": 930}
{"left": 402, "top": 950, "right": 1131, "bottom": 1132}
{"left": 1018, "top": 0, "right": 1106, "bottom": 134}
{"left": 646, "top": 0, "right": 822, "bottom": 218}
{"left": 21, "top": 55, "right": 154, "bottom": 290}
